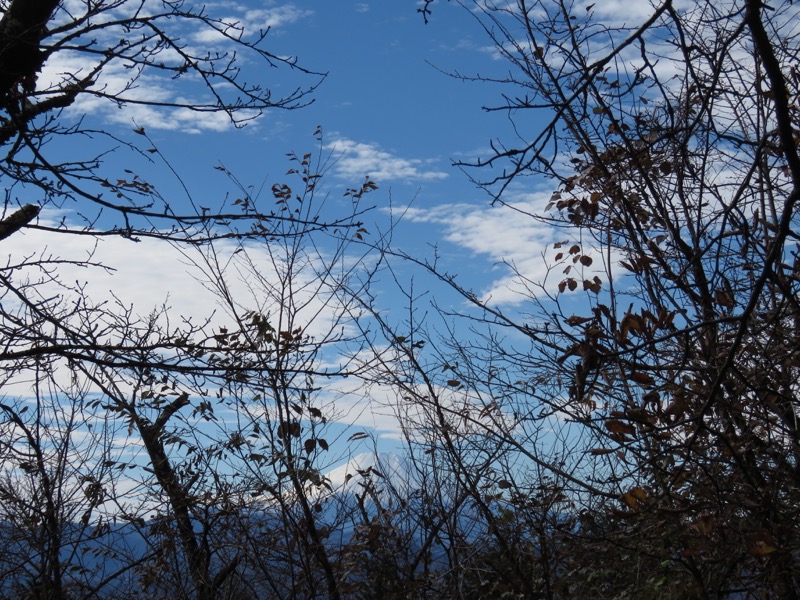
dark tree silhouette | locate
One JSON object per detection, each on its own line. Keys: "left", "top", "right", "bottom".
{"left": 375, "top": 0, "right": 800, "bottom": 596}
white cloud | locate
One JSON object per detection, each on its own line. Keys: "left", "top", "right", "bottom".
{"left": 325, "top": 137, "right": 449, "bottom": 182}
{"left": 191, "top": 4, "right": 314, "bottom": 43}
{"left": 246, "top": 5, "right": 313, "bottom": 29}
{"left": 36, "top": 3, "right": 315, "bottom": 135}
{"left": 4, "top": 210, "right": 402, "bottom": 435}
{"left": 8, "top": 217, "right": 223, "bottom": 329}
{"left": 37, "top": 46, "right": 245, "bottom": 135}
{"left": 581, "top": 0, "right": 671, "bottom": 24}
{"left": 403, "top": 195, "right": 607, "bottom": 305}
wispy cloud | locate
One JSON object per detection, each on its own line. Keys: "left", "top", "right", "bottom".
{"left": 246, "top": 4, "right": 313, "bottom": 28}
{"left": 39, "top": 48, "right": 241, "bottom": 135}
{"left": 403, "top": 195, "right": 605, "bottom": 305}
{"left": 7, "top": 210, "right": 400, "bottom": 432}
{"left": 192, "top": 3, "right": 314, "bottom": 43}
{"left": 325, "top": 137, "right": 449, "bottom": 182}
{"left": 38, "top": 3, "right": 313, "bottom": 134}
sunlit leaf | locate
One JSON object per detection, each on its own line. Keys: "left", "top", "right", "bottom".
{"left": 629, "top": 371, "right": 654, "bottom": 385}
{"left": 605, "top": 420, "right": 635, "bottom": 436}
{"left": 749, "top": 542, "right": 779, "bottom": 556}
{"left": 589, "top": 448, "right": 616, "bottom": 455}
{"left": 620, "top": 487, "right": 647, "bottom": 510}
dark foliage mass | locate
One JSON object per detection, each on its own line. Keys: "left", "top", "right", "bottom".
{"left": 1, "top": 0, "right": 798, "bottom": 598}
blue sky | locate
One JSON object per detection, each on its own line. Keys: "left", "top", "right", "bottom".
{"left": 7, "top": 0, "right": 798, "bottom": 510}
{"left": 17, "top": 1, "right": 584, "bottom": 458}
{"left": 64, "top": 0, "right": 543, "bottom": 293}
{"left": 31, "top": 1, "right": 580, "bottom": 320}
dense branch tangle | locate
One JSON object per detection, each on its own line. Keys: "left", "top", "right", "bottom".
{"left": 407, "top": 1, "right": 800, "bottom": 596}
{"left": 0, "top": 2, "right": 383, "bottom": 597}
{"left": 0, "top": 0, "right": 325, "bottom": 241}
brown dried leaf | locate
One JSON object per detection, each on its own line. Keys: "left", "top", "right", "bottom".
{"left": 605, "top": 419, "right": 636, "bottom": 435}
